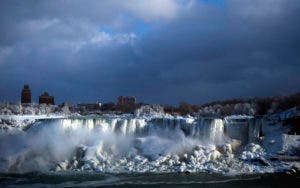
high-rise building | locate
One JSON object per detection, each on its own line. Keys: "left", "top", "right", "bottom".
{"left": 39, "top": 92, "right": 55, "bottom": 105}
{"left": 21, "top": 85, "right": 31, "bottom": 104}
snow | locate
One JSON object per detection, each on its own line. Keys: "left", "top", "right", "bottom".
{"left": 224, "top": 115, "right": 254, "bottom": 120}
{"left": 282, "top": 134, "right": 300, "bottom": 156}
{"left": 198, "top": 103, "right": 256, "bottom": 116}
{"left": 0, "top": 114, "right": 68, "bottom": 131}
{"left": 240, "top": 143, "right": 265, "bottom": 161}
{"left": 134, "top": 105, "right": 165, "bottom": 118}
{"left": 0, "top": 114, "right": 299, "bottom": 174}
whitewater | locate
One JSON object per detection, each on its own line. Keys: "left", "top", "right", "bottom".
{"left": 1, "top": 114, "right": 298, "bottom": 176}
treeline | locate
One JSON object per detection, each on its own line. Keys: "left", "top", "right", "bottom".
{"left": 100, "top": 102, "right": 146, "bottom": 114}
{"left": 163, "top": 92, "right": 300, "bottom": 116}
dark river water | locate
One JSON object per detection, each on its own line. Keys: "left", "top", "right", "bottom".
{"left": 1, "top": 172, "right": 299, "bottom": 187}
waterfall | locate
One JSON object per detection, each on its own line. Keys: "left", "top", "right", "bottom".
{"left": 190, "top": 118, "right": 225, "bottom": 144}
{"left": 209, "top": 119, "right": 225, "bottom": 144}
{"left": 248, "top": 118, "right": 262, "bottom": 143}
{"left": 32, "top": 116, "right": 261, "bottom": 145}
{"left": 33, "top": 117, "right": 228, "bottom": 144}
{"left": 224, "top": 116, "right": 263, "bottom": 144}
{"left": 58, "top": 117, "right": 148, "bottom": 136}
{"left": 1, "top": 115, "right": 276, "bottom": 174}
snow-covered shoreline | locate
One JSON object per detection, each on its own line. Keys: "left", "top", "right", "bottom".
{"left": 0, "top": 114, "right": 70, "bottom": 131}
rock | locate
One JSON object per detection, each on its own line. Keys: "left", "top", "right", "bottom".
{"left": 292, "top": 165, "right": 300, "bottom": 172}
{"left": 208, "top": 150, "right": 221, "bottom": 161}
{"left": 217, "top": 144, "right": 232, "bottom": 154}
{"left": 230, "top": 139, "right": 242, "bottom": 152}
{"left": 54, "top": 166, "right": 62, "bottom": 172}
{"left": 75, "top": 146, "right": 87, "bottom": 160}
{"left": 181, "top": 153, "right": 189, "bottom": 162}
{"left": 290, "top": 168, "right": 297, "bottom": 174}
{"left": 183, "top": 153, "right": 188, "bottom": 159}
{"left": 179, "top": 162, "right": 186, "bottom": 172}
{"left": 194, "top": 145, "right": 202, "bottom": 151}
{"left": 184, "top": 170, "right": 190, "bottom": 175}
{"left": 284, "top": 168, "right": 298, "bottom": 175}
{"left": 57, "top": 160, "right": 69, "bottom": 171}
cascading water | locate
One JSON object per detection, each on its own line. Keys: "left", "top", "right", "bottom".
{"left": 58, "top": 117, "right": 225, "bottom": 142}
{"left": 248, "top": 118, "right": 263, "bottom": 143}
{"left": 207, "top": 119, "right": 225, "bottom": 144}
{"left": 0, "top": 115, "right": 278, "bottom": 174}
{"left": 60, "top": 118, "right": 148, "bottom": 136}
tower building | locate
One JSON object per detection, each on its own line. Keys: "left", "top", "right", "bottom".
{"left": 21, "top": 84, "right": 31, "bottom": 104}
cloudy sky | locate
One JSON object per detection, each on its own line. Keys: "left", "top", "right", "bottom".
{"left": 0, "top": 0, "right": 299, "bottom": 105}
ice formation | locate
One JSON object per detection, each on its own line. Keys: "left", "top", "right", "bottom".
{"left": 0, "top": 115, "right": 299, "bottom": 174}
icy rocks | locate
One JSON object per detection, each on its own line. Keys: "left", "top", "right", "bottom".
{"left": 55, "top": 160, "right": 69, "bottom": 171}
{"left": 217, "top": 144, "right": 234, "bottom": 158}
{"left": 240, "top": 143, "right": 265, "bottom": 160}
{"left": 52, "top": 141, "right": 276, "bottom": 173}
{"left": 179, "top": 163, "right": 187, "bottom": 172}
{"left": 0, "top": 117, "right": 36, "bottom": 131}
{"left": 239, "top": 143, "right": 270, "bottom": 166}
{"left": 217, "top": 144, "right": 232, "bottom": 154}
{"left": 208, "top": 150, "right": 221, "bottom": 161}
{"left": 75, "top": 146, "right": 87, "bottom": 160}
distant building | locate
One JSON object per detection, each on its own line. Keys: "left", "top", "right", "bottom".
{"left": 117, "top": 96, "right": 136, "bottom": 106}
{"left": 77, "top": 102, "right": 101, "bottom": 112}
{"left": 100, "top": 102, "right": 116, "bottom": 111}
{"left": 21, "top": 84, "right": 31, "bottom": 104}
{"left": 116, "top": 96, "right": 136, "bottom": 113}
{"left": 39, "top": 92, "right": 55, "bottom": 105}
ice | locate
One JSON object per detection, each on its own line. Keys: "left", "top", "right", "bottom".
{"left": 0, "top": 114, "right": 67, "bottom": 131}
{"left": 240, "top": 143, "right": 265, "bottom": 161}
{"left": 0, "top": 115, "right": 299, "bottom": 174}
{"left": 282, "top": 134, "right": 300, "bottom": 155}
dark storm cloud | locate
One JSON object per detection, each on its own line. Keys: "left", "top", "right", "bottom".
{"left": 0, "top": 0, "right": 299, "bottom": 104}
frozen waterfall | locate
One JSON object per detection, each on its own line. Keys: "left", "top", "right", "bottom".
{"left": 0, "top": 115, "right": 271, "bottom": 173}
